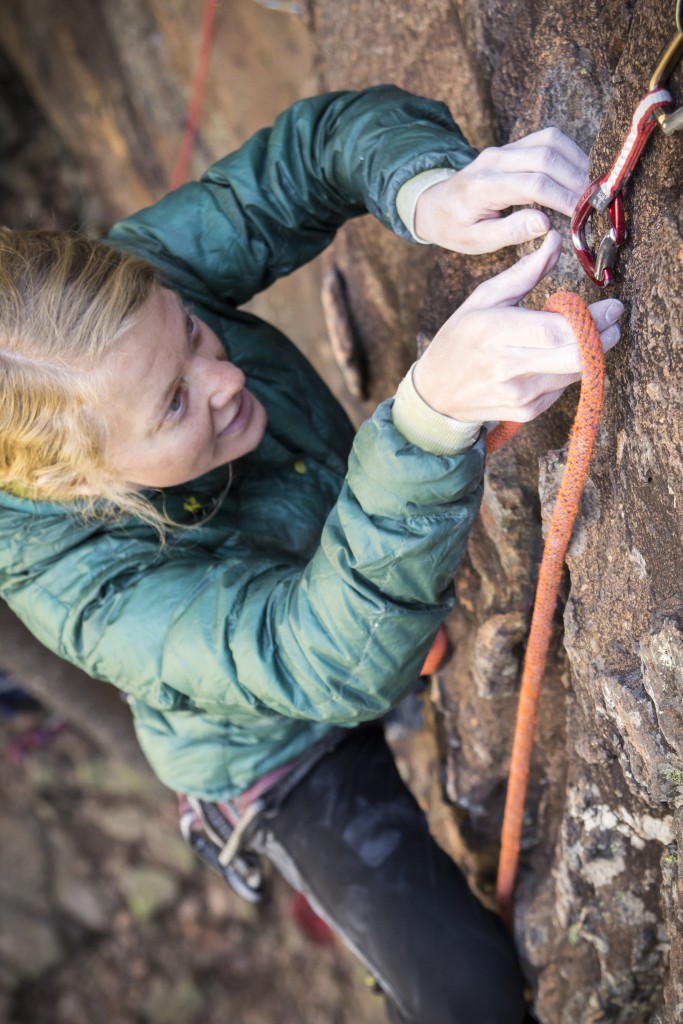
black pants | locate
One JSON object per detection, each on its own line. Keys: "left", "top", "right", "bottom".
{"left": 253, "top": 726, "right": 528, "bottom": 1024}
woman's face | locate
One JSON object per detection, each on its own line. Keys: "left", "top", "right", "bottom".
{"left": 96, "top": 287, "right": 267, "bottom": 489}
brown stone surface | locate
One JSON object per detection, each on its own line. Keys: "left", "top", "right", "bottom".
{"left": 313, "top": 1, "right": 683, "bottom": 1021}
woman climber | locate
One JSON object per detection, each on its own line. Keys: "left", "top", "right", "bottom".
{"left": 0, "top": 87, "right": 623, "bottom": 1023}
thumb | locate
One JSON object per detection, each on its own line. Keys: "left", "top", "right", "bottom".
{"left": 464, "top": 230, "right": 563, "bottom": 311}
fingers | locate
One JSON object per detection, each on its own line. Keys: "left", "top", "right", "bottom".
{"left": 454, "top": 275, "right": 624, "bottom": 422}
{"left": 588, "top": 298, "right": 624, "bottom": 334}
{"left": 501, "top": 143, "right": 590, "bottom": 197}
{"left": 465, "top": 208, "right": 550, "bottom": 253}
{"left": 495, "top": 302, "right": 624, "bottom": 389}
{"left": 547, "top": 299, "right": 624, "bottom": 362}
{"left": 428, "top": 127, "right": 590, "bottom": 254}
{"left": 463, "top": 244, "right": 625, "bottom": 349}
{"left": 504, "top": 127, "right": 589, "bottom": 182}
{"left": 478, "top": 169, "right": 586, "bottom": 220}
{"left": 600, "top": 322, "right": 621, "bottom": 353}
{"left": 463, "top": 129, "right": 590, "bottom": 249}
{"left": 462, "top": 231, "right": 562, "bottom": 312}
{"left": 511, "top": 298, "right": 622, "bottom": 366}
{"left": 520, "top": 387, "right": 567, "bottom": 422}
{"left": 421, "top": 224, "right": 624, "bottom": 424}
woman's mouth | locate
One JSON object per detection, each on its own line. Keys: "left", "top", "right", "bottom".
{"left": 218, "top": 389, "right": 253, "bottom": 438}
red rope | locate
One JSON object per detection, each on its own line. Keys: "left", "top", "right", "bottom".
{"left": 488, "top": 292, "right": 605, "bottom": 928}
{"left": 168, "top": 0, "right": 218, "bottom": 191}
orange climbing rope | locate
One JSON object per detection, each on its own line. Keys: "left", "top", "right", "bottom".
{"left": 488, "top": 292, "right": 605, "bottom": 929}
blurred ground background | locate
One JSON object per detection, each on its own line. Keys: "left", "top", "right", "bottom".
{"left": 0, "top": 701, "right": 392, "bottom": 1024}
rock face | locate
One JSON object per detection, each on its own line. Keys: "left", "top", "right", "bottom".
{"left": 313, "top": 2, "right": 683, "bottom": 1022}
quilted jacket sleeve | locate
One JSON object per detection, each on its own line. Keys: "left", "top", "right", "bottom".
{"left": 106, "top": 86, "right": 477, "bottom": 306}
{"left": 5, "top": 404, "right": 484, "bottom": 726}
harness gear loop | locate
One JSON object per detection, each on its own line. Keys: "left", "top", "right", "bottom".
{"left": 487, "top": 293, "right": 605, "bottom": 929}
{"left": 572, "top": 2, "right": 683, "bottom": 286}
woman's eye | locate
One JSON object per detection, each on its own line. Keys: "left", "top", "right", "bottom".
{"left": 186, "top": 311, "right": 196, "bottom": 338}
{"left": 167, "top": 387, "right": 184, "bottom": 418}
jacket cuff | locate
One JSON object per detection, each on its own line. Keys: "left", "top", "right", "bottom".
{"left": 396, "top": 168, "right": 456, "bottom": 243}
{"left": 392, "top": 363, "right": 482, "bottom": 454}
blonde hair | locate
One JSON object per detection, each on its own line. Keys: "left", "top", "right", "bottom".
{"left": 0, "top": 227, "right": 173, "bottom": 529}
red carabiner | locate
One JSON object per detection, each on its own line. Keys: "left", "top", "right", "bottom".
{"left": 571, "top": 86, "right": 670, "bottom": 287}
{"left": 571, "top": 178, "right": 626, "bottom": 288}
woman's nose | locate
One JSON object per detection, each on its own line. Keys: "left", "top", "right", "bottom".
{"left": 206, "top": 358, "right": 245, "bottom": 410}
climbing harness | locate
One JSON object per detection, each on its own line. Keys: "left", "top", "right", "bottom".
{"left": 572, "top": 0, "right": 683, "bottom": 286}
{"left": 489, "top": 295, "right": 605, "bottom": 928}
{"left": 178, "top": 728, "right": 345, "bottom": 903}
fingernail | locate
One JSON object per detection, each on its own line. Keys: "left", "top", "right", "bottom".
{"left": 607, "top": 300, "right": 624, "bottom": 323}
{"left": 527, "top": 216, "right": 547, "bottom": 236}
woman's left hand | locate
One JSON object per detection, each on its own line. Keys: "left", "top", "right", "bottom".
{"left": 414, "top": 127, "right": 590, "bottom": 255}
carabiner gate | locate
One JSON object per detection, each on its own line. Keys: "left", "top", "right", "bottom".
{"left": 571, "top": 178, "right": 626, "bottom": 288}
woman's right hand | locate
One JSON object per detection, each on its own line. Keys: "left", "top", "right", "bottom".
{"left": 412, "top": 231, "right": 624, "bottom": 425}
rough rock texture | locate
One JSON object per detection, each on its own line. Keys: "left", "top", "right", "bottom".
{"left": 313, "top": 1, "right": 682, "bottom": 1022}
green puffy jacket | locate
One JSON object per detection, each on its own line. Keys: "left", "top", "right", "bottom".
{"left": 0, "top": 87, "right": 485, "bottom": 799}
